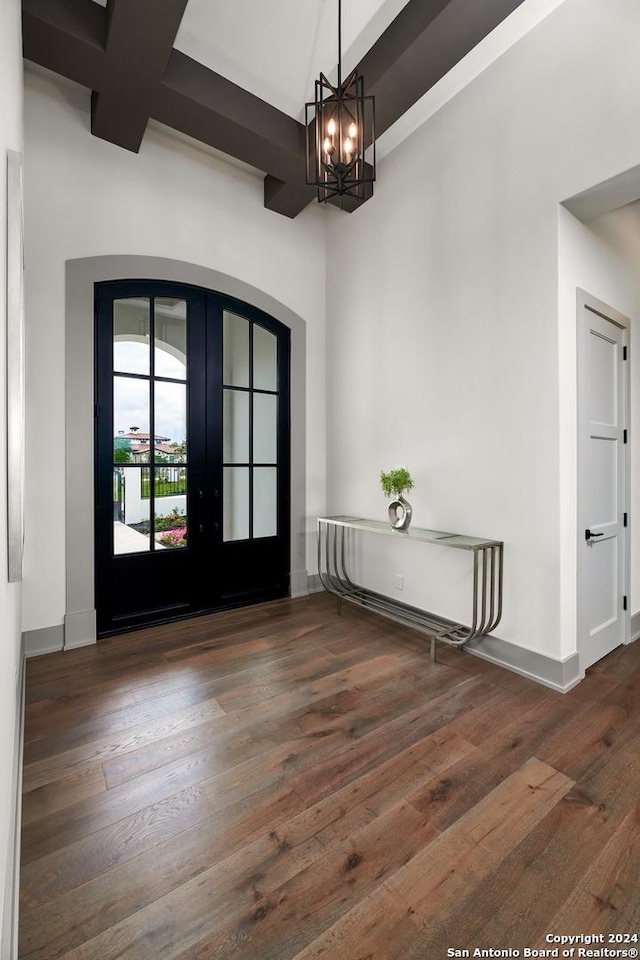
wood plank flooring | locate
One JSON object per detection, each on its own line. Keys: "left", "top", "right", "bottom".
{"left": 19, "top": 594, "right": 640, "bottom": 959}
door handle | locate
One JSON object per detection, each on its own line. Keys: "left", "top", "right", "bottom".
{"left": 585, "top": 529, "right": 604, "bottom": 541}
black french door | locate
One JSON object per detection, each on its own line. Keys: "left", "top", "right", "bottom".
{"left": 95, "top": 280, "right": 290, "bottom": 636}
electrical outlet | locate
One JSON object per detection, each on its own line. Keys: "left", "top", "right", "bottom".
{"left": 395, "top": 574, "right": 404, "bottom": 590}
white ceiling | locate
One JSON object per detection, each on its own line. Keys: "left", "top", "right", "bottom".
{"left": 90, "top": 0, "right": 569, "bottom": 162}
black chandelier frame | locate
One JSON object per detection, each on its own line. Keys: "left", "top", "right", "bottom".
{"left": 305, "top": 1, "right": 376, "bottom": 204}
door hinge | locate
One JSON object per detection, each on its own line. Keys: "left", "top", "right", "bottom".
{"left": 624, "top": 512, "right": 628, "bottom": 527}
{"left": 623, "top": 345, "right": 628, "bottom": 360}
{"left": 94, "top": 403, "right": 100, "bottom": 418}
{"left": 623, "top": 595, "right": 628, "bottom": 611}
{"left": 623, "top": 429, "right": 628, "bottom": 444}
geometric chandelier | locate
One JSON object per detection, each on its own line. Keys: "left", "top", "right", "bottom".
{"left": 305, "top": 0, "right": 376, "bottom": 205}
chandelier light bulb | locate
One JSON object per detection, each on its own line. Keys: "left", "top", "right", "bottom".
{"left": 343, "top": 137, "right": 352, "bottom": 155}
{"left": 327, "top": 118, "right": 336, "bottom": 136}
{"left": 323, "top": 138, "right": 332, "bottom": 155}
{"left": 349, "top": 122, "right": 357, "bottom": 139}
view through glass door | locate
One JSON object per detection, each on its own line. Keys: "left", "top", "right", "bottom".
{"left": 95, "top": 280, "right": 290, "bottom": 635}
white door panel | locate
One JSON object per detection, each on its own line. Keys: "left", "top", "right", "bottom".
{"left": 587, "top": 435, "right": 617, "bottom": 524}
{"left": 588, "top": 327, "right": 618, "bottom": 425}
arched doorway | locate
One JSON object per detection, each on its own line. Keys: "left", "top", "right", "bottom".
{"left": 64, "top": 256, "right": 308, "bottom": 650}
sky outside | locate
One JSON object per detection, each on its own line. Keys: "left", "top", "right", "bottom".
{"left": 114, "top": 341, "right": 187, "bottom": 444}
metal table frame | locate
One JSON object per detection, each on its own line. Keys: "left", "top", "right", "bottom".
{"left": 317, "top": 516, "right": 503, "bottom": 661}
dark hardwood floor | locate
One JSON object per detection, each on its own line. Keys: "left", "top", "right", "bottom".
{"left": 19, "top": 593, "right": 640, "bottom": 959}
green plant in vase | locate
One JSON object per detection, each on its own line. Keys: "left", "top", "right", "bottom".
{"left": 380, "top": 466, "right": 414, "bottom": 531}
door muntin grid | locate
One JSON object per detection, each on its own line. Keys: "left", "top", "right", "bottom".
{"left": 112, "top": 297, "right": 189, "bottom": 555}
{"left": 222, "top": 312, "right": 279, "bottom": 542}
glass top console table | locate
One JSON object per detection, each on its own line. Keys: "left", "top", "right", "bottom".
{"left": 317, "top": 516, "right": 503, "bottom": 661}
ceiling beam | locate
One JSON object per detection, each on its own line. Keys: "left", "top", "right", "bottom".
{"left": 359, "top": 0, "right": 528, "bottom": 133}
{"left": 153, "top": 51, "right": 306, "bottom": 186}
{"left": 156, "top": 59, "right": 363, "bottom": 215}
{"left": 21, "top": 0, "right": 375, "bottom": 216}
{"left": 91, "top": 0, "right": 189, "bottom": 152}
{"left": 22, "top": 0, "right": 527, "bottom": 219}
{"left": 264, "top": 166, "right": 374, "bottom": 218}
{"left": 22, "top": 0, "right": 107, "bottom": 90}
{"left": 23, "top": 0, "right": 308, "bottom": 191}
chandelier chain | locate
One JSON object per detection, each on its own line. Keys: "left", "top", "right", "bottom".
{"left": 337, "top": 0, "right": 342, "bottom": 88}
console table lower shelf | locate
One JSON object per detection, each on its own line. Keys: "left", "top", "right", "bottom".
{"left": 317, "top": 516, "right": 503, "bottom": 662}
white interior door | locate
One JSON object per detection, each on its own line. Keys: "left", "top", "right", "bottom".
{"left": 578, "top": 295, "right": 629, "bottom": 672}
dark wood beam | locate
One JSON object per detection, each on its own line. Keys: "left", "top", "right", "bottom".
{"left": 153, "top": 51, "right": 306, "bottom": 186}
{"left": 356, "top": 0, "right": 452, "bottom": 93}
{"left": 22, "top": 0, "right": 309, "bottom": 206}
{"left": 91, "top": 0, "right": 188, "bottom": 152}
{"left": 359, "top": 0, "right": 528, "bottom": 134}
{"left": 264, "top": 176, "right": 317, "bottom": 218}
{"left": 22, "top": 0, "right": 107, "bottom": 90}
{"left": 22, "top": 0, "right": 527, "bottom": 219}
{"left": 263, "top": 173, "right": 373, "bottom": 218}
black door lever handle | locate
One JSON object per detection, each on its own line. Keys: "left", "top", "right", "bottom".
{"left": 585, "top": 529, "right": 604, "bottom": 541}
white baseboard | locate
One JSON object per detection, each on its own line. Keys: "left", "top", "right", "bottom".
{"left": 307, "top": 573, "right": 323, "bottom": 594}
{"left": 23, "top": 623, "right": 64, "bottom": 658}
{"left": 290, "top": 569, "right": 310, "bottom": 598}
{"left": 465, "top": 633, "right": 582, "bottom": 693}
{"left": 24, "top": 610, "right": 97, "bottom": 658}
{"left": 64, "top": 609, "right": 96, "bottom": 649}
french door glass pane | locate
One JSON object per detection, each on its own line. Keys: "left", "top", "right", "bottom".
{"left": 253, "top": 468, "right": 277, "bottom": 538}
{"left": 223, "top": 467, "right": 249, "bottom": 541}
{"left": 253, "top": 326, "right": 277, "bottom": 391}
{"left": 154, "top": 298, "right": 187, "bottom": 380}
{"left": 154, "top": 381, "right": 187, "bottom": 462}
{"left": 223, "top": 312, "right": 249, "bottom": 387}
{"left": 113, "top": 466, "right": 150, "bottom": 554}
{"left": 153, "top": 470, "right": 188, "bottom": 549}
{"left": 113, "top": 376, "right": 149, "bottom": 460}
{"left": 113, "top": 298, "right": 150, "bottom": 376}
{"left": 253, "top": 393, "right": 277, "bottom": 464}
{"left": 223, "top": 390, "right": 249, "bottom": 463}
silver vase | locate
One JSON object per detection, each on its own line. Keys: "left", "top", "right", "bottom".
{"left": 388, "top": 494, "right": 412, "bottom": 531}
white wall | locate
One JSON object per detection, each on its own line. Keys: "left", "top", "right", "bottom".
{"left": 558, "top": 203, "right": 640, "bottom": 657}
{"left": 22, "top": 67, "right": 327, "bottom": 633}
{"left": 0, "top": 2, "right": 24, "bottom": 954}
{"left": 325, "top": 0, "right": 640, "bottom": 659}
